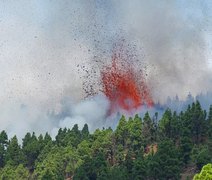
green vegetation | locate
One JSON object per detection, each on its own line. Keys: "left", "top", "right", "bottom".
{"left": 194, "top": 163, "right": 212, "bottom": 180}
{"left": 0, "top": 101, "right": 212, "bottom": 179}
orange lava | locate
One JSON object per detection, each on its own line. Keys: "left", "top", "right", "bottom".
{"left": 101, "top": 51, "right": 154, "bottom": 112}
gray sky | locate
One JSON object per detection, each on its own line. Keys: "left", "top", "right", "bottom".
{"left": 1, "top": 0, "right": 212, "bottom": 138}
{"left": 0, "top": 0, "right": 212, "bottom": 106}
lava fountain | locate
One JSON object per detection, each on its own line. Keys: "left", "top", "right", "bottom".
{"left": 79, "top": 40, "right": 154, "bottom": 113}
{"left": 100, "top": 47, "right": 154, "bottom": 113}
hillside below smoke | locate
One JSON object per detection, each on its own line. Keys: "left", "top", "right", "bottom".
{"left": 1, "top": 92, "right": 212, "bottom": 140}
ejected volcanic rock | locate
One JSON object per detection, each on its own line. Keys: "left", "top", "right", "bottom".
{"left": 80, "top": 40, "right": 154, "bottom": 113}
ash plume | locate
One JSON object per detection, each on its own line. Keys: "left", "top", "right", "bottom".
{"left": 0, "top": 0, "right": 212, "bottom": 139}
{"left": 109, "top": 0, "right": 212, "bottom": 103}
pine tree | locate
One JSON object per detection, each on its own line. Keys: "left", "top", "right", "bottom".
{"left": 115, "top": 115, "right": 128, "bottom": 147}
{"left": 6, "top": 136, "right": 24, "bottom": 166}
{"left": 131, "top": 151, "right": 147, "bottom": 180}
{"left": 142, "top": 112, "right": 154, "bottom": 145}
{"left": 22, "top": 132, "right": 40, "bottom": 169}
{"left": 81, "top": 124, "right": 89, "bottom": 140}
{"left": 0, "top": 130, "right": 8, "bottom": 167}
{"left": 159, "top": 109, "right": 172, "bottom": 138}
{"left": 208, "top": 105, "right": 212, "bottom": 138}
{"left": 191, "top": 101, "right": 206, "bottom": 144}
{"left": 55, "top": 128, "right": 67, "bottom": 146}
{"left": 128, "top": 114, "right": 143, "bottom": 152}
{"left": 149, "top": 140, "right": 181, "bottom": 179}
{"left": 180, "top": 128, "right": 192, "bottom": 166}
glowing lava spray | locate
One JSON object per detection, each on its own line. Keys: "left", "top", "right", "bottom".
{"left": 79, "top": 40, "right": 154, "bottom": 113}
{"left": 100, "top": 45, "right": 154, "bottom": 112}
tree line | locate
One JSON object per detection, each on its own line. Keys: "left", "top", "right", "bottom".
{"left": 0, "top": 101, "right": 212, "bottom": 179}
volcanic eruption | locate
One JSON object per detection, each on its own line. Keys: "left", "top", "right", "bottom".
{"left": 100, "top": 47, "right": 154, "bottom": 113}
{"left": 80, "top": 41, "right": 154, "bottom": 113}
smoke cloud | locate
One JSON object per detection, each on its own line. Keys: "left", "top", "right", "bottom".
{"left": 110, "top": 0, "right": 212, "bottom": 102}
{"left": 1, "top": 0, "right": 212, "bottom": 139}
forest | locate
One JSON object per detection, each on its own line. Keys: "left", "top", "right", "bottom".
{"left": 0, "top": 101, "right": 212, "bottom": 179}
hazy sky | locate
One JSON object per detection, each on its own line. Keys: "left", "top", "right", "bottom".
{"left": 1, "top": 0, "right": 212, "bottom": 138}
{"left": 1, "top": 0, "right": 212, "bottom": 106}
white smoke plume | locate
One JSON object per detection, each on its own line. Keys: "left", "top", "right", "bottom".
{"left": 110, "top": 0, "right": 212, "bottom": 102}
{"left": 51, "top": 94, "right": 110, "bottom": 137}
{"left": 0, "top": 94, "right": 110, "bottom": 140}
